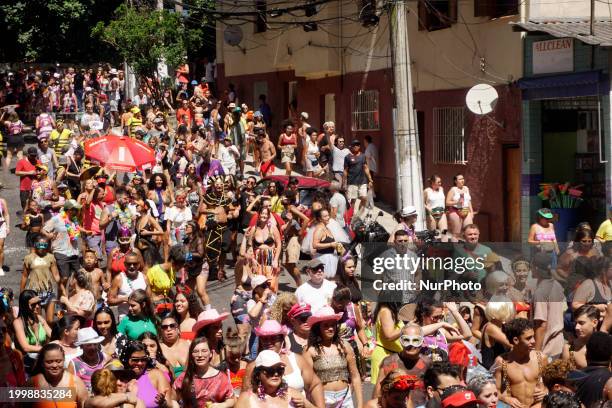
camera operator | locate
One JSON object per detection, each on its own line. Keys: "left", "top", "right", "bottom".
{"left": 378, "top": 229, "right": 421, "bottom": 305}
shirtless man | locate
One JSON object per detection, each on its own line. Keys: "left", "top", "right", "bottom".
{"left": 494, "top": 318, "right": 548, "bottom": 408}
{"left": 256, "top": 132, "right": 276, "bottom": 177}
{"left": 159, "top": 315, "right": 191, "bottom": 378}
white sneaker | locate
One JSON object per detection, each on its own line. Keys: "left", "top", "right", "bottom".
{"left": 0, "top": 270, "right": 5, "bottom": 277}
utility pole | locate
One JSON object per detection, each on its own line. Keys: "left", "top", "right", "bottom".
{"left": 389, "top": 0, "right": 425, "bottom": 228}
{"left": 590, "top": 0, "right": 595, "bottom": 36}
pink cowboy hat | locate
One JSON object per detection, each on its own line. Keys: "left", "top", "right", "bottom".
{"left": 306, "top": 306, "right": 342, "bottom": 327}
{"left": 192, "top": 309, "right": 230, "bottom": 334}
{"left": 254, "top": 320, "right": 288, "bottom": 337}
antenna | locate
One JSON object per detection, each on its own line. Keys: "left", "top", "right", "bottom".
{"left": 465, "top": 84, "right": 504, "bottom": 128}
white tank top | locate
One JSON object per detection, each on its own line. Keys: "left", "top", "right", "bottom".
{"left": 283, "top": 352, "right": 305, "bottom": 391}
{"left": 451, "top": 188, "right": 471, "bottom": 209}
{"left": 426, "top": 188, "right": 445, "bottom": 209}
{"left": 117, "top": 272, "right": 147, "bottom": 318}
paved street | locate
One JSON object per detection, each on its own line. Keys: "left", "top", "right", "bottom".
{"left": 0, "top": 138, "right": 397, "bottom": 301}
{"left": 0, "top": 139, "right": 385, "bottom": 397}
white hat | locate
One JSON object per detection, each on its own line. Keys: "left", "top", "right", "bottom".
{"left": 75, "top": 327, "right": 105, "bottom": 346}
{"left": 250, "top": 275, "right": 268, "bottom": 289}
{"left": 228, "top": 102, "right": 236, "bottom": 109}
{"left": 400, "top": 206, "right": 417, "bottom": 217}
{"left": 255, "top": 350, "right": 285, "bottom": 368}
{"left": 110, "top": 68, "right": 118, "bottom": 75}
{"left": 300, "top": 112, "right": 309, "bottom": 120}
{"left": 53, "top": 73, "right": 60, "bottom": 78}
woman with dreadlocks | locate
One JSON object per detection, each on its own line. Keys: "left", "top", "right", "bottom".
{"left": 197, "top": 176, "right": 239, "bottom": 282}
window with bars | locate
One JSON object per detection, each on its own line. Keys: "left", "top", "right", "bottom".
{"left": 351, "top": 90, "right": 380, "bottom": 131}
{"left": 433, "top": 107, "right": 467, "bottom": 164}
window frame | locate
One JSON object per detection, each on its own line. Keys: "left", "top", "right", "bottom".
{"left": 351, "top": 89, "right": 381, "bottom": 132}
{"left": 432, "top": 106, "right": 467, "bottom": 165}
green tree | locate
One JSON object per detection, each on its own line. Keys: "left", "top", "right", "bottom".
{"left": 0, "top": 0, "right": 123, "bottom": 62}
{"left": 93, "top": 3, "right": 206, "bottom": 98}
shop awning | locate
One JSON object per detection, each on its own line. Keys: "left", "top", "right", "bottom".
{"left": 511, "top": 19, "right": 612, "bottom": 46}
{"left": 517, "top": 70, "right": 609, "bottom": 99}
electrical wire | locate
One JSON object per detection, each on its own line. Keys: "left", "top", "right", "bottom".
{"left": 403, "top": 3, "right": 500, "bottom": 84}
{"left": 163, "top": 0, "right": 333, "bottom": 17}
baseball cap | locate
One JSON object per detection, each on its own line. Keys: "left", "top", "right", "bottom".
{"left": 537, "top": 208, "right": 554, "bottom": 219}
{"left": 441, "top": 389, "right": 482, "bottom": 408}
{"left": 27, "top": 146, "right": 38, "bottom": 155}
{"left": 255, "top": 350, "right": 285, "bottom": 368}
{"left": 350, "top": 139, "right": 361, "bottom": 146}
{"left": 307, "top": 259, "right": 325, "bottom": 270}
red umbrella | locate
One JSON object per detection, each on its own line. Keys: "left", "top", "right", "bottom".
{"left": 84, "top": 134, "right": 156, "bottom": 172}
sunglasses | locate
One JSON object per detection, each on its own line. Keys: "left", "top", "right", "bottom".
{"left": 311, "top": 266, "right": 325, "bottom": 274}
{"left": 125, "top": 262, "right": 139, "bottom": 267}
{"left": 261, "top": 366, "right": 285, "bottom": 377}
{"left": 34, "top": 243, "right": 49, "bottom": 249}
{"left": 261, "top": 335, "right": 284, "bottom": 343}
{"left": 295, "top": 313, "right": 311, "bottom": 323}
{"left": 161, "top": 323, "right": 178, "bottom": 330}
{"left": 29, "top": 301, "right": 42, "bottom": 307}
{"left": 129, "top": 357, "right": 148, "bottom": 363}
{"left": 400, "top": 335, "right": 424, "bottom": 348}
{"left": 396, "top": 239, "right": 409, "bottom": 243}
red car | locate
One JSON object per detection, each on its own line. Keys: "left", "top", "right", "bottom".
{"left": 255, "top": 175, "right": 331, "bottom": 206}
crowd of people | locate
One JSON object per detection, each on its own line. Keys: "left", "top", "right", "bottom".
{"left": 0, "top": 64, "right": 611, "bottom": 408}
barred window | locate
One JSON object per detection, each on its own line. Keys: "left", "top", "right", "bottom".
{"left": 351, "top": 90, "right": 380, "bottom": 131}
{"left": 433, "top": 107, "right": 467, "bottom": 164}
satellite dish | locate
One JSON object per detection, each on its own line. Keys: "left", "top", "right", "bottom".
{"left": 224, "top": 25, "right": 243, "bottom": 47}
{"left": 466, "top": 84, "right": 499, "bottom": 115}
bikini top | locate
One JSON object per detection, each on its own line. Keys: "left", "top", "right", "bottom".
{"left": 253, "top": 234, "right": 275, "bottom": 249}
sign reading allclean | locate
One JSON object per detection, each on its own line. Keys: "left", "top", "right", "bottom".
{"left": 532, "top": 38, "right": 574, "bottom": 75}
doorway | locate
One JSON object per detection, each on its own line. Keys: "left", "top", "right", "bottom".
{"left": 503, "top": 145, "right": 521, "bottom": 242}
{"left": 541, "top": 97, "right": 606, "bottom": 230}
